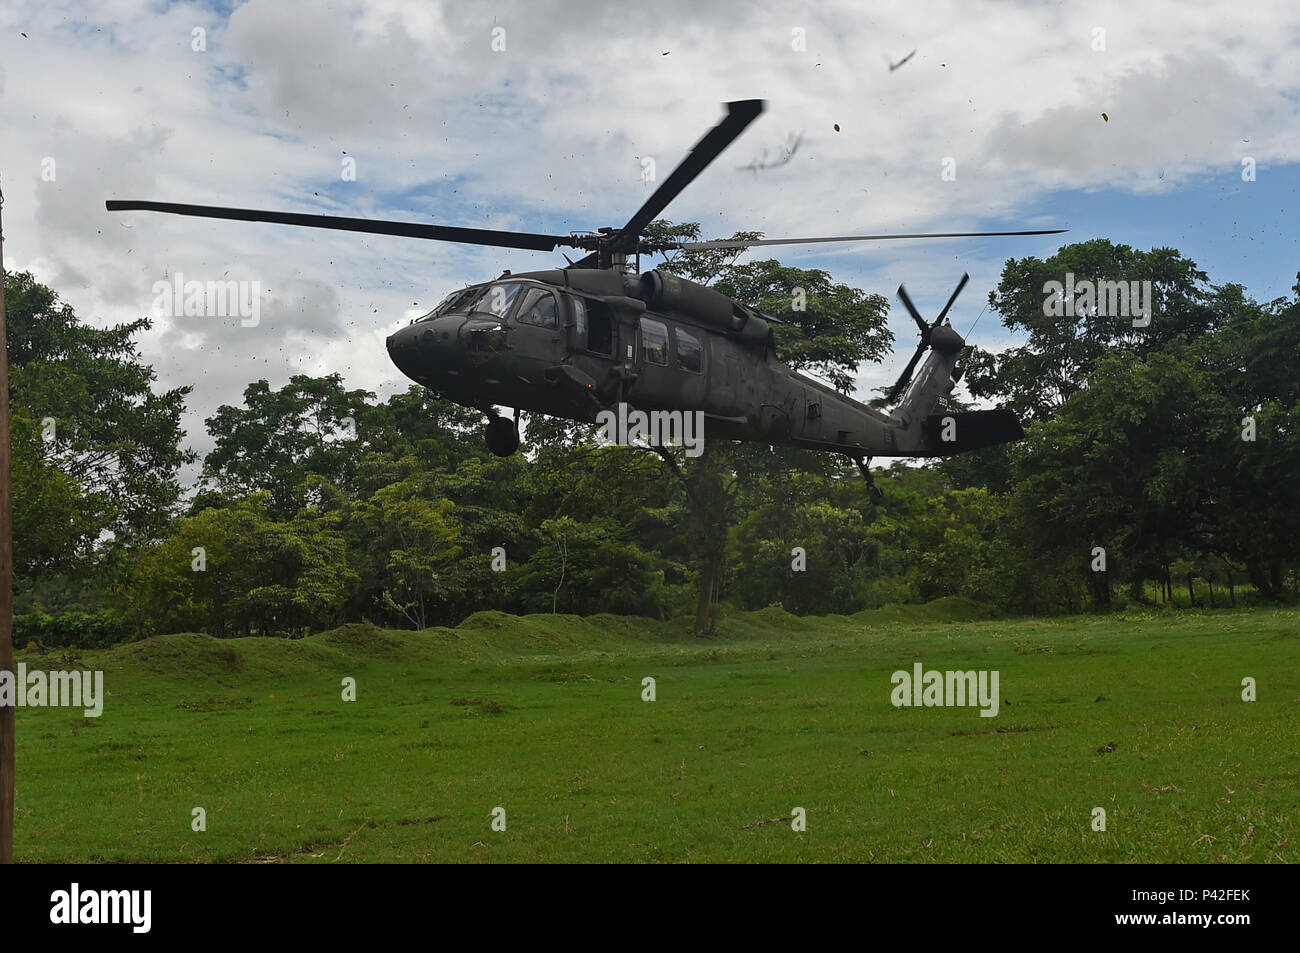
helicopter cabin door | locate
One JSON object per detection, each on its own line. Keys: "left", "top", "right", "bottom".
{"left": 633, "top": 316, "right": 706, "bottom": 408}
{"left": 568, "top": 295, "right": 618, "bottom": 359}
{"left": 512, "top": 285, "right": 564, "bottom": 355}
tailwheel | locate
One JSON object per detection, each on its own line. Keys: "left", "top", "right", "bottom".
{"left": 485, "top": 414, "right": 521, "bottom": 457}
{"left": 854, "top": 455, "right": 885, "bottom": 505}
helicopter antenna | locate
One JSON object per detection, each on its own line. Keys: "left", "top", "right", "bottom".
{"left": 962, "top": 302, "right": 989, "bottom": 340}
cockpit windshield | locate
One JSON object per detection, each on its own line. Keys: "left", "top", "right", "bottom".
{"left": 413, "top": 281, "right": 531, "bottom": 322}
{"left": 467, "top": 282, "right": 523, "bottom": 319}
{"left": 415, "top": 287, "right": 476, "bottom": 322}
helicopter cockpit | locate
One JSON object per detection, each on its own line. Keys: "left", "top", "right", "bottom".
{"left": 415, "top": 280, "right": 559, "bottom": 327}
{"left": 400, "top": 280, "right": 564, "bottom": 361}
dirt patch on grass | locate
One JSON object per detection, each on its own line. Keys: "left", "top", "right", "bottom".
{"left": 450, "top": 697, "right": 505, "bottom": 714}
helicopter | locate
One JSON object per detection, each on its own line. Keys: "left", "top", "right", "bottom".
{"left": 106, "top": 100, "right": 1062, "bottom": 493}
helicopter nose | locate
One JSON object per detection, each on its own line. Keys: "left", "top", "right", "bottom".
{"left": 386, "top": 323, "right": 433, "bottom": 382}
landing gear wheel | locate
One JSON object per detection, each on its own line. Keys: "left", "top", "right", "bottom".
{"left": 485, "top": 415, "right": 520, "bottom": 457}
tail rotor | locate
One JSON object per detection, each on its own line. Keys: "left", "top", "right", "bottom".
{"left": 884, "top": 272, "right": 970, "bottom": 405}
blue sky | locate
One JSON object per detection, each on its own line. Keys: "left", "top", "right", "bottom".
{"left": 1048, "top": 169, "right": 1299, "bottom": 303}
{"left": 2, "top": 0, "right": 1298, "bottom": 470}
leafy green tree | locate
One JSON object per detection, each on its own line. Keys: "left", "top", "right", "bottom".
{"left": 349, "top": 474, "right": 462, "bottom": 629}
{"left": 964, "top": 240, "right": 1214, "bottom": 421}
{"left": 1201, "top": 281, "right": 1300, "bottom": 596}
{"left": 202, "top": 374, "right": 373, "bottom": 516}
{"left": 5, "top": 270, "right": 194, "bottom": 573}
{"left": 123, "top": 494, "right": 356, "bottom": 637}
{"left": 730, "top": 486, "right": 869, "bottom": 615}
{"left": 358, "top": 386, "right": 485, "bottom": 481}
{"left": 514, "top": 515, "right": 668, "bottom": 617}
{"left": 344, "top": 455, "right": 529, "bottom": 627}
{"left": 10, "top": 411, "right": 102, "bottom": 578}
{"left": 1007, "top": 344, "right": 1236, "bottom": 608}
{"left": 908, "top": 488, "right": 1008, "bottom": 606}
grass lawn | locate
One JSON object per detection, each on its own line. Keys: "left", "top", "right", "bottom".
{"left": 12, "top": 599, "right": 1299, "bottom": 862}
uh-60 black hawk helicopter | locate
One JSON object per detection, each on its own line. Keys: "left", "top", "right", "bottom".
{"left": 107, "top": 100, "right": 1062, "bottom": 495}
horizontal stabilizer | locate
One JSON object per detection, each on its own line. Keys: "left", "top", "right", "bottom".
{"left": 924, "top": 408, "right": 1024, "bottom": 455}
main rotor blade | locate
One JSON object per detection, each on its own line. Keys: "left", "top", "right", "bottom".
{"left": 933, "top": 272, "right": 970, "bottom": 327}
{"left": 614, "top": 99, "right": 765, "bottom": 250}
{"left": 105, "top": 200, "right": 576, "bottom": 252}
{"left": 896, "top": 284, "right": 928, "bottom": 334}
{"left": 668, "top": 228, "right": 1066, "bottom": 251}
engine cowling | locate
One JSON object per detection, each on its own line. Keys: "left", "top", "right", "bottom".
{"left": 638, "top": 269, "right": 770, "bottom": 345}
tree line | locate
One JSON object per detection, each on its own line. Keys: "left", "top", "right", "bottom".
{"left": 7, "top": 231, "right": 1299, "bottom": 644}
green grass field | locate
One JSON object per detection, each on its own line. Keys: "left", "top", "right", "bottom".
{"left": 12, "top": 599, "right": 1300, "bottom": 862}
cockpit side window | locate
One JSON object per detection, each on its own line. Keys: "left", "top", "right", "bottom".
{"left": 515, "top": 287, "right": 559, "bottom": 329}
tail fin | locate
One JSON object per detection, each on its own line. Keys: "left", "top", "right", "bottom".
{"left": 883, "top": 273, "right": 1025, "bottom": 456}
{"left": 888, "top": 327, "right": 1024, "bottom": 455}
{"left": 891, "top": 323, "right": 964, "bottom": 431}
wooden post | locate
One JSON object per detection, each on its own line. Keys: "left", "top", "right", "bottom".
{"left": 0, "top": 178, "right": 15, "bottom": 864}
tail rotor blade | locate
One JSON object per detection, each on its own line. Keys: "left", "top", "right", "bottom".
{"left": 896, "top": 284, "right": 928, "bottom": 334}
{"left": 933, "top": 272, "right": 970, "bottom": 327}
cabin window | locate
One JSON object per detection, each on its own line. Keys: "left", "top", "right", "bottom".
{"left": 640, "top": 317, "right": 669, "bottom": 365}
{"left": 675, "top": 327, "right": 703, "bottom": 374}
{"left": 570, "top": 296, "right": 587, "bottom": 336}
{"left": 515, "top": 287, "right": 559, "bottom": 329}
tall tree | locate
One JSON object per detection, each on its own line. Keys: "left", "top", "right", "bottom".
{"left": 1007, "top": 343, "right": 1236, "bottom": 606}
{"left": 1201, "top": 278, "right": 1300, "bottom": 596}
{"left": 202, "top": 374, "right": 373, "bottom": 516}
{"left": 5, "top": 270, "right": 193, "bottom": 576}
{"left": 963, "top": 240, "right": 1213, "bottom": 422}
